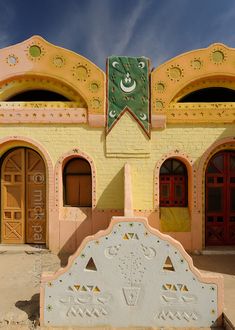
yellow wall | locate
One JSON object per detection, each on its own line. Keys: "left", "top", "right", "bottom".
{"left": 0, "top": 118, "right": 234, "bottom": 211}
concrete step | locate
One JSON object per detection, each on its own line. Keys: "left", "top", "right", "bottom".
{"left": 201, "top": 246, "right": 235, "bottom": 255}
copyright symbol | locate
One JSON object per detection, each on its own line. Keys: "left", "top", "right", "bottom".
{"left": 33, "top": 173, "right": 44, "bottom": 184}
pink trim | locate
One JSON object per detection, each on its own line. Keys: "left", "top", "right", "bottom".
{"left": 151, "top": 114, "right": 166, "bottom": 129}
{"left": 40, "top": 216, "right": 224, "bottom": 327}
{"left": 196, "top": 137, "right": 235, "bottom": 249}
{"left": 55, "top": 148, "right": 96, "bottom": 211}
{"left": 0, "top": 107, "right": 87, "bottom": 124}
{"left": 154, "top": 151, "right": 196, "bottom": 250}
{"left": 54, "top": 149, "right": 97, "bottom": 253}
{"left": 88, "top": 114, "right": 105, "bottom": 127}
{"left": 154, "top": 150, "right": 194, "bottom": 212}
{"left": 0, "top": 136, "right": 55, "bottom": 250}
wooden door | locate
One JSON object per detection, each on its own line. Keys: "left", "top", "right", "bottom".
{"left": 1, "top": 149, "right": 25, "bottom": 243}
{"left": 1, "top": 148, "right": 46, "bottom": 244}
{"left": 25, "top": 149, "right": 46, "bottom": 243}
{"left": 205, "top": 151, "right": 235, "bottom": 245}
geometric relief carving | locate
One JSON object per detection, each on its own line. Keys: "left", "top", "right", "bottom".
{"left": 122, "top": 287, "right": 140, "bottom": 306}
{"left": 41, "top": 217, "right": 223, "bottom": 327}
{"left": 163, "top": 256, "right": 175, "bottom": 271}
{"left": 157, "top": 310, "right": 199, "bottom": 321}
{"left": 85, "top": 258, "right": 97, "bottom": 271}
{"left": 122, "top": 233, "right": 139, "bottom": 240}
{"left": 60, "top": 295, "right": 110, "bottom": 318}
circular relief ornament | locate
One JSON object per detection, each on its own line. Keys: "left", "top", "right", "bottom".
{"left": 191, "top": 58, "right": 203, "bottom": 70}
{"left": 210, "top": 48, "right": 227, "bottom": 64}
{"left": 91, "top": 97, "right": 101, "bottom": 109}
{"left": 72, "top": 63, "right": 91, "bottom": 81}
{"left": 167, "top": 65, "right": 184, "bottom": 81}
{"left": 155, "top": 99, "right": 164, "bottom": 109}
{"left": 52, "top": 55, "right": 65, "bottom": 68}
{"left": 26, "top": 43, "right": 45, "bottom": 61}
{"left": 6, "top": 54, "right": 19, "bottom": 66}
{"left": 155, "top": 81, "right": 166, "bottom": 93}
{"left": 89, "top": 80, "right": 101, "bottom": 93}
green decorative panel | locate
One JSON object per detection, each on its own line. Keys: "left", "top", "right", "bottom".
{"left": 107, "top": 56, "right": 150, "bottom": 136}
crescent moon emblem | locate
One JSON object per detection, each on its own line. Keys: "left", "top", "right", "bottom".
{"left": 104, "top": 245, "right": 121, "bottom": 258}
{"left": 141, "top": 244, "right": 156, "bottom": 259}
{"left": 109, "top": 110, "right": 116, "bottom": 118}
{"left": 120, "top": 79, "right": 136, "bottom": 93}
{"left": 138, "top": 61, "right": 145, "bottom": 69}
{"left": 112, "top": 61, "right": 119, "bottom": 68}
{"left": 139, "top": 112, "right": 147, "bottom": 121}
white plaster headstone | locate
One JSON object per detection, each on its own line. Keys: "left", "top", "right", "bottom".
{"left": 41, "top": 217, "right": 223, "bottom": 328}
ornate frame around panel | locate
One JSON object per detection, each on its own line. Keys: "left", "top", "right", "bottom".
{"left": 154, "top": 150, "right": 195, "bottom": 215}
{"left": 55, "top": 149, "right": 97, "bottom": 211}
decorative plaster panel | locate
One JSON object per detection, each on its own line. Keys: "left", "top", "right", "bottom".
{"left": 151, "top": 43, "right": 235, "bottom": 126}
{"left": 41, "top": 217, "right": 223, "bottom": 328}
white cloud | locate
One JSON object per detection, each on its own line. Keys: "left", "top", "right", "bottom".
{"left": 0, "top": 2, "right": 15, "bottom": 48}
{"left": 47, "top": 0, "right": 235, "bottom": 70}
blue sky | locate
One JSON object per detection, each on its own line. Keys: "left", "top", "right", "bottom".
{"left": 1, "top": 0, "right": 235, "bottom": 70}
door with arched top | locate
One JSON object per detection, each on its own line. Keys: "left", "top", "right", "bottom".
{"left": 205, "top": 150, "right": 235, "bottom": 245}
{"left": 1, "top": 148, "right": 46, "bottom": 244}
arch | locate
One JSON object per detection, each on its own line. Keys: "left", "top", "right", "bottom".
{"left": 196, "top": 137, "right": 235, "bottom": 248}
{"left": 154, "top": 150, "right": 194, "bottom": 213}
{"left": 55, "top": 148, "right": 96, "bottom": 211}
{"left": 0, "top": 75, "right": 86, "bottom": 103}
{"left": 1, "top": 147, "right": 46, "bottom": 244}
{"left": 0, "top": 36, "right": 105, "bottom": 126}
{"left": 172, "top": 76, "right": 235, "bottom": 102}
{"left": 178, "top": 86, "right": 235, "bottom": 103}
{"left": 0, "top": 136, "right": 55, "bottom": 249}
{"left": 7, "top": 89, "right": 71, "bottom": 102}
{"left": 151, "top": 43, "right": 235, "bottom": 126}
{"left": 63, "top": 158, "right": 92, "bottom": 207}
{"left": 159, "top": 158, "right": 188, "bottom": 207}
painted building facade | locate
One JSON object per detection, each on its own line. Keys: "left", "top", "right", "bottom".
{"left": 0, "top": 36, "right": 234, "bottom": 254}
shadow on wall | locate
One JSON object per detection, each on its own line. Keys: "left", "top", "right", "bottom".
{"left": 96, "top": 167, "right": 124, "bottom": 209}
{"left": 58, "top": 208, "right": 124, "bottom": 266}
{"left": 58, "top": 213, "right": 92, "bottom": 266}
{"left": 58, "top": 168, "right": 125, "bottom": 266}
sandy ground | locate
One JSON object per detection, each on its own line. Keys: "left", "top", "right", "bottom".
{"left": 0, "top": 250, "right": 61, "bottom": 329}
{"left": 0, "top": 250, "right": 234, "bottom": 329}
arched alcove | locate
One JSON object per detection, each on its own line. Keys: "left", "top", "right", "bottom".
{"left": 179, "top": 87, "right": 235, "bottom": 103}
{"left": 151, "top": 43, "right": 235, "bottom": 125}
{"left": 0, "top": 35, "right": 105, "bottom": 126}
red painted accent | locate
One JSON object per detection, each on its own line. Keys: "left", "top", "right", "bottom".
{"left": 160, "top": 175, "right": 186, "bottom": 206}
{"left": 206, "top": 151, "right": 235, "bottom": 245}
{"left": 160, "top": 159, "right": 187, "bottom": 207}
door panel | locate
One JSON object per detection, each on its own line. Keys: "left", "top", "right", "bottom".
{"left": 1, "top": 149, "right": 25, "bottom": 243}
{"left": 1, "top": 148, "right": 46, "bottom": 244}
{"left": 25, "top": 149, "right": 46, "bottom": 244}
{"left": 206, "top": 151, "right": 235, "bottom": 245}
{"left": 79, "top": 175, "right": 92, "bottom": 206}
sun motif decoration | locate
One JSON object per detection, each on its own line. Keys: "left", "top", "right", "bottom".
{"left": 107, "top": 56, "right": 150, "bottom": 136}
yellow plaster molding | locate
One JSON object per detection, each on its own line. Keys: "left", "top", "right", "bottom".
{"left": 151, "top": 43, "right": 235, "bottom": 124}
{"left": 0, "top": 36, "right": 105, "bottom": 125}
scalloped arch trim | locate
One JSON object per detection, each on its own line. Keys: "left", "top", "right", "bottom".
{"left": 0, "top": 36, "right": 105, "bottom": 124}
{"left": 151, "top": 43, "right": 235, "bottom": 114}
